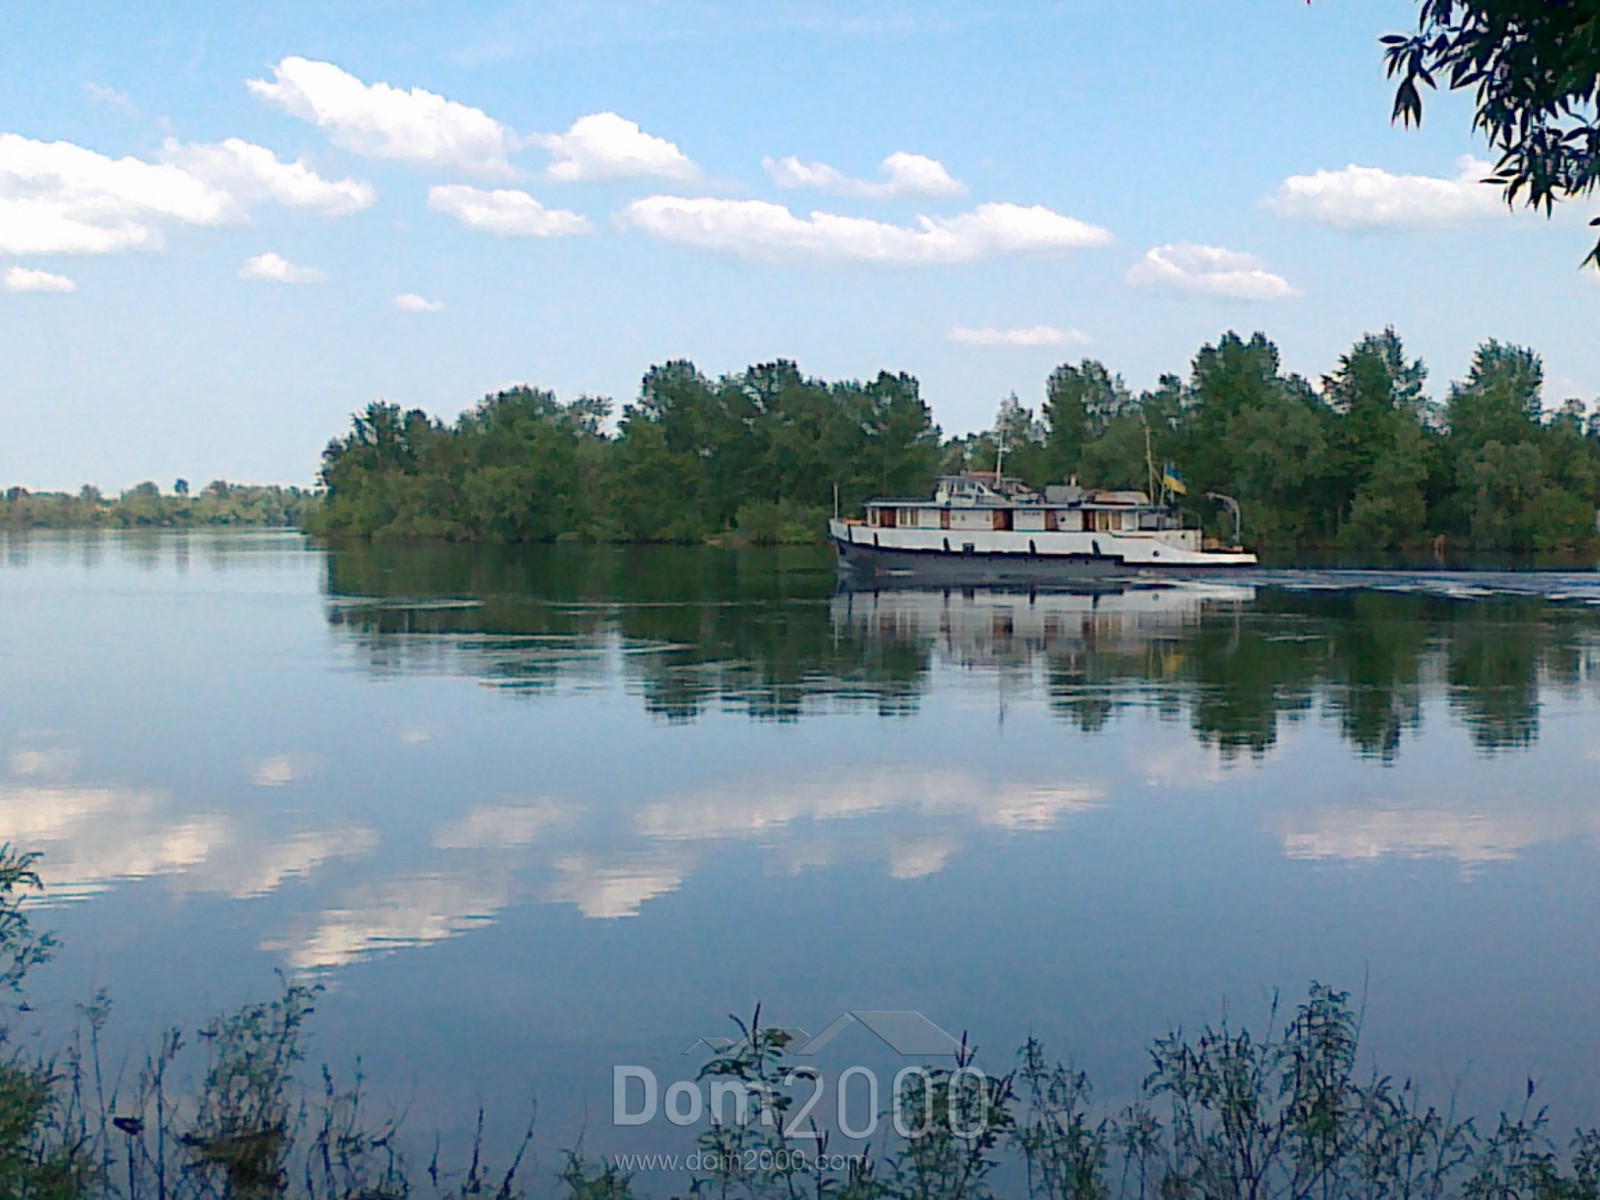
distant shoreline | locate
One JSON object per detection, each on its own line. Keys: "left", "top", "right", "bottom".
{"left": 0, "top": 482, "right": 317, "bottom": 531}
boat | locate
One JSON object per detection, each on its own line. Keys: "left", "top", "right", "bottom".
{"left": 827, "top": 472, "right": 1257, "bottom": 582}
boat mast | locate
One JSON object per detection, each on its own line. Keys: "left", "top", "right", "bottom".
{"left": 1144, "top": 418, "right": 1160, "bottom": 503}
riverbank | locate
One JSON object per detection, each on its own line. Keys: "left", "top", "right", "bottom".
{"left": 309, "top": 335, "right": 1600, "bottom": 555}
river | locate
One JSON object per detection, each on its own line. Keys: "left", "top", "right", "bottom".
{"left": 3, "top": 529, "right": 1599, "bottom": 1172}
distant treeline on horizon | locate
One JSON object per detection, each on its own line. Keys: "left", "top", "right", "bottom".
{"left": 309, "top": 328, "right": 1600, "bottom": 553}
{"left": 0, "top": 480, "right": 316, "bottom": 530}
{"left": 9, "top": 327, "right": 1600, "bottom": 553}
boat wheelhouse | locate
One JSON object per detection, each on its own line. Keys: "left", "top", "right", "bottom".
{"left": 828, "top": 473, "right": 1256, "bottom": 581}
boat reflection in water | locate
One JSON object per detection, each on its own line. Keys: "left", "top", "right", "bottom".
{"left": 830, "top": 577, "right": 1257, "bottom": 671}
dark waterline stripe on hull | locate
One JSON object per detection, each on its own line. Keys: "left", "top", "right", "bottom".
{"left": 834, "top": 538, "right": 1126, "bottom": 584}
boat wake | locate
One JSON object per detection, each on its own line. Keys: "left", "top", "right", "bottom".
{"left": 1239, "top": 568, "right": 1600, "bottom": 604}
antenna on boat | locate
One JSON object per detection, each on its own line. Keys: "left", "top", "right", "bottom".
{"left": 1144, "top": 418, "right": 1159, "bottom": 503}
{"left": 833, "top": 481, "right": 840, "bottom": 520}
{"left": 995, "top": 420, "right": 1007, "bottom": 482}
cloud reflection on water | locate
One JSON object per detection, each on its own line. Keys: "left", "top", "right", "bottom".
{"left": 1, "top": 753, "right": 375, "bottom": 903}
{"left": 7, "top": 536, "right": 1600, "bottom": 977}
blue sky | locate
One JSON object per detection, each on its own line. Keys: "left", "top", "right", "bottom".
{"left": 2, "top": 0, "right": 1597, "bottom": 490}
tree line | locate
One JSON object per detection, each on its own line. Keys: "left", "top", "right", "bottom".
{"left": 985, "top": 330, "right": 1600, "bottom": 552}
{"left": 311, "top": 330, "right": 1600, "bottom": 554}
{"left": 0, "top": 480, "right": 316, "bottom": 529}
{"left": 310, "top": 362, "right": 942, "bottom": 546}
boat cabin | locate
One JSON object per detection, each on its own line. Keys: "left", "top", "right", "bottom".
{"left": 862, "top": 474, "right": 1189, "bottom": 535}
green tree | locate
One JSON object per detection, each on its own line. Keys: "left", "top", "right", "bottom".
{"left": 993, "top": 392, "right": 1049, "bottom": 485}
{"left": 1439, "top": 339, "right": 1600, "bottom": 549}
{"left": 1042, "top": 360, "right": 1131, "bottom": 481}
{"left": 1185, "top": 332, "right": 1336, "bottom": 546}
{"left": 116, "top": 481, "right": 169, "bottom": 527}
{"left": 1322, "top": 328, "right": 1435, "bottom": 548}
{"left": 1447, "top": 339, "right": 1544, "bottom": 451}
{"left": 606, "top": 409, "right": 707, "bottom": 541}
{"left": 852, "top": 370, "right": 942, "bottom": 501}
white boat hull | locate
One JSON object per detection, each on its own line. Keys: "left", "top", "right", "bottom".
{"left": 829, "top": 519, "right": 1256, "bottom": 576}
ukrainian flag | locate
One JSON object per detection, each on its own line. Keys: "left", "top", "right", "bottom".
{"left": 1162, "top": 464, "right": 1188, "bottom": 496}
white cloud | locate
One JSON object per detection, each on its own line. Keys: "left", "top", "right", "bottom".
{"left": 1266, "top": 155, "right": 1503, "bottom": 230}
{"left": 83, "top": 82, "right": 135, "bottom": 111}
{"left": 764, "top": 150, "right": 966, "bottom": 199}
{"left": 394, "top": 291, "right": 443, "bottom": 313}
{"left": 618, "top": 197, "right": 1112, "bottom": 264}
{"left": 240, "top": 252, "right": 328, "bottom": 284}
{"left": 1281, "top": 807, "right": 1550, "bottom": 867}
{"left": 533, "top": 112, "right": 697, "bottom": 182}
{"left": 426, "top": 184, "right": 590, "bottom": 236}
{"left": 1132, "top": 741, "right": 1234, "bottom": 789}
{"left": 0, "top": 132, "right": 234, "bottom": 256}
{"left": 4, "top": 266, "right": 77, "bottom": 293}
{"left": 1125, "top": 243, "right": 1299, "bottom": 300}
{"left": 162, "top": 137, "right": 374, "bottom": 216}
{"left": 0, "top": 746, "right": 375, "bottom": 907}
{"left": 264, "top": 865, "right": 520, "bottom": 969}
{"left": 249, "top": 752, "right": 319, "bottom": 784}
{"left": 634, "top": 768, "right": 1103, "bottom": 843}
{"left": 227, "top": 827, "right": 379, "bottom": 899}
{"left": 248, "top": 56, "right": 516, "bottom": 175}
{"left": 8, "top": 744, "right": 80, "bottom": 776}
{"left": 546, "top": 850, "right": 691, "bottom": 919}
{"left": 433, "top": 799, "right": 571, "bottom": 850}
{"left": 887, "top": 836, "right": 959, "bottom": 880}
{"left": 0, "top": 131, "right": 371, "bottom": 260}
{"left": 0, "top": 781, "right": 227, "bottom": 902}
{"left": 947, "top": 324, "right": 1090, "bottom": 348}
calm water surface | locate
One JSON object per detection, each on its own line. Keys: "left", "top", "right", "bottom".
{"left": 3, "top": 530, "right": 1600, "bottom": 1155}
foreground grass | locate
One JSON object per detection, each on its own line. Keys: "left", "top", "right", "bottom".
{"left": 4, "top": 847, "right": 1599, "bottom": 1200}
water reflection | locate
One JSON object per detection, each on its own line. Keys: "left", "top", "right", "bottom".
{"left": 1278, "top": 804, "right": 1598, "bottom": 869}
{"left": 324, "top": 543, "right": 1600, "bottom": 759}
{"left": 0, "top": 758, "right": 376, "bottom": 903}
{"left": 259, "top": 761, "right": 1111, "bottom": 969}
{"left": 5, "top": 534, "right": 1600, "bottom": 982}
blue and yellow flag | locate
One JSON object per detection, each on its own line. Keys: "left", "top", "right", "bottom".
{"left": 1162, "top": 464, "right": 1188, "bottom": 496}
